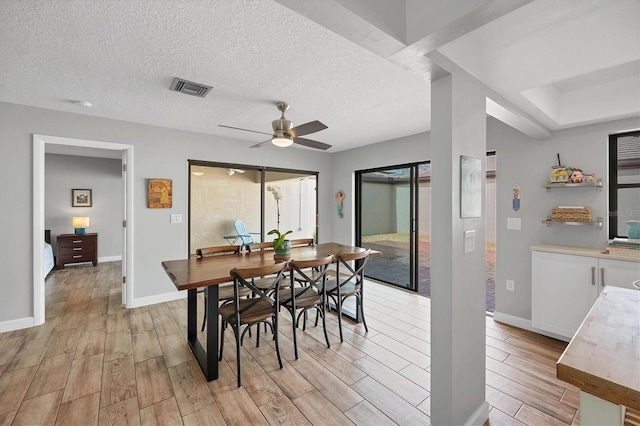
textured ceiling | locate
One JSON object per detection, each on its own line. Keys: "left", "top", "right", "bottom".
{"left": 1, "top": 0, "right": 638, "bottom": 153}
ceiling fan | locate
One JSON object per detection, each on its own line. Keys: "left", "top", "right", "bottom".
{"left": 219, "top": 102, "right": 331, "bottom": 150}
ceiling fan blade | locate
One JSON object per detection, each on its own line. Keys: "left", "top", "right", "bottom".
{"left": 249, "top": 139, "right": 272, "bottom": 149}
{"left": 219, "top": 124, "right": 272, "bottom": 136}
{"left": 293, "top": 137, "right": 332, "bottom": 151}
{"left": 288, "top": 120, "right": 328, "bottom": 138}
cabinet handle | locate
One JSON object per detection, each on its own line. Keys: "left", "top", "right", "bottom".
{"left": 73, "top": 248, "right": 82, "bottom": 251}
{"left": 73, "top": 240, "right": 82, "bottom": 243}
{"left": 591, "top": 266, "right": 595, "bottom": 285}
{"left": 72, "top": 255, "right": 82, "bottom": 258}
{"left": 600, "top": 267, "right": 605, "bottom": 287}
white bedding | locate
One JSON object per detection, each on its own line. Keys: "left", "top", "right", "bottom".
{"left": 44, "top": 241, "right": 54, "bottom": 277}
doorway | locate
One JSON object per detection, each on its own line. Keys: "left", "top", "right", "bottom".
{"left": 356, "top": 162, "right": 430, "bottom": 293}
{"left": 33, "top": 135, "right": 133, "bottom": 326}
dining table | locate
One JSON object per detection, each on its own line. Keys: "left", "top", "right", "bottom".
{"left": 161, "top": 242, "right": 376, "bottom": 381}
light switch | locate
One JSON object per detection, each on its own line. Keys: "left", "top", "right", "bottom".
{"left": 170, "top": 214, "right": 182, "bottom": 224}
{"left": 507, "top": 217, "right": 521, "bottom": 230}
{"left": 464, "top": 230, "right": 475, "bottom": 254}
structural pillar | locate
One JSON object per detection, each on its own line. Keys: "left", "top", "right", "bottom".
{"left": 430, "top": 69, "right": 488, "bottom": 425}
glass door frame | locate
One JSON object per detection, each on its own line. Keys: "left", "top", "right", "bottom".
{"left": 188, "top": 160, "right": 319, "bottom": 254}
{"left": 355, "top": 161, "right": 426, "bottom": 292}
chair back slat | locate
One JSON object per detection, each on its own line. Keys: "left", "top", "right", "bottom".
{"left": 247, "top": 241, "right": 273, "bottom": 252}
{"left": 197, "top": 245, "right": 239, "bottom": 258}
{"left": 289, "top": 238, "right": 314, "bottom": 248}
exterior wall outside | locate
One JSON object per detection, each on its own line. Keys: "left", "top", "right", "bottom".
{"left": 45, "top": 153, "right": 123, "bottom": 259}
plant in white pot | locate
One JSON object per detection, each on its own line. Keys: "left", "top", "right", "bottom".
{"left": 268, "top": 229, "right": 292, "bottom": 256}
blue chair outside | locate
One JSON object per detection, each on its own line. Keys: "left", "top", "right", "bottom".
{"left": 234, "top": 220, "right": 260, "bottom": 246}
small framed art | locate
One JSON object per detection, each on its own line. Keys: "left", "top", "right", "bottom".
{"left": 460, "top": 156, "right": 481, "bottom": 218}
{"left": 147, "top": 178, "right": 172, "bottom": 208}
{"left": 72, "top": 189, "right": 92, "bottom": 207}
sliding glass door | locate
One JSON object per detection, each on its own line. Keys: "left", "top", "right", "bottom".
{"left": 188, "top": 161, "right": 317, "bottom": 255}
{"left": 356, "top": 163, "right": 430, "bottom": 293}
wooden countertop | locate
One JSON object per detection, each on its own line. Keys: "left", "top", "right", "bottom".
{"left": 557, "top": 286, "right": 640, "bottom": 410}
{"left": 531, "top": 243, "right": 640, "bottom": 263}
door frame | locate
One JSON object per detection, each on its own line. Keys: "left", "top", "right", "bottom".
{"left": 32, "top": 134, "right": 134, "bottom": 326}
{"left": 355, "top": 161, "right": 426, "bottom": 292}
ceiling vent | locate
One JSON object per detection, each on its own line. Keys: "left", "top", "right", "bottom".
{"left": 170, "top": 77, "right": 212, "bottom": 98}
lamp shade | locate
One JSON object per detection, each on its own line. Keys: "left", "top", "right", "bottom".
{"left": 73, "top": 216, "right": 90, "bottom": 235}
{"left": 72, "top": 217, "right": 90, "bottom": 228}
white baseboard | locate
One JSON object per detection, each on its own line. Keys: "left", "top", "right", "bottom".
{"left": 128, "top": 290, "right": 186, "bottom": 308}
{"left": 465, "top": 401, "right": 489, "bottom": 425}
{"left": 0, "top": 316, "right": 34, "bottom": 333}
{"left": 99, "top": 255, "right": 122, "bottom": 263}
{"left": 492, "top": 311, "right": 570, "bottom": 342}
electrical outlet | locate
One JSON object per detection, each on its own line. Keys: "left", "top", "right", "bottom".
{"left": 170, "top": 214, "right": 182, "bottom": 224}
{"left": 506, "top": 279, "right": 515, "bottom": 292}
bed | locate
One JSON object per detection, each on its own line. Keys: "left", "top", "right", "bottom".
{"left": 44, "top": 229, "right": 54, "bottom": 277}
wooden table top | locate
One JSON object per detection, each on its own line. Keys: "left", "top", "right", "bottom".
{"left": 557, "top": 286, "right": 640, "bottom": 409}
{"left": 162, "top": 242, "right": 376, "bottom": 291}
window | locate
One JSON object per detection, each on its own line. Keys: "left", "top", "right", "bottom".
{"left": 608, "top": 131, "right": 640, "bottom": 238}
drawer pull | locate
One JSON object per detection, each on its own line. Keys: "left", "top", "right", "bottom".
{"left": 73, "top": 240, "right": 82, "bottom": 243}
{"left": 73, "top": 248, "right": 82, "bottom": 251}
{"left": 72, "top": 255, "right": 82, "bottom": 258}
{"left": 591, "top": 266, "right": 595, "bottom": 285}
{"left": 600, "top": 267, "right": 605, "bottom": 287}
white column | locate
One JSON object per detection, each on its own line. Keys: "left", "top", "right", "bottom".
{"left": 430, "top": 70, "right": 488, "bottom": 425}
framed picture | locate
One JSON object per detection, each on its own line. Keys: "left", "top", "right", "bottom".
{"left": 460, "top": 155, "right": 481, "bottom": 218}
{"left": 72, "top": 189, "right": 92, "bottom": 207}
{"left": 147, "top": 178, "right": 172, "bottom": 208}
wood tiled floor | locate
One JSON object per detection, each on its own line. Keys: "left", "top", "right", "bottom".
{"left": 0, "top": 261, "right": 581, "bottom": 425}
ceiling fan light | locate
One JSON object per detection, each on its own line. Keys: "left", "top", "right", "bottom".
{"left": 272, "top": 135, "right": 293, "bottom": 147}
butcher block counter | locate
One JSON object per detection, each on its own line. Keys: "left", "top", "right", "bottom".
{"left": 557, "top": 285, "right": 640, "bottom": 425}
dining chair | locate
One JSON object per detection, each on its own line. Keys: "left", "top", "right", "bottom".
{"left": 196, "top": 245, "right": 249, "bottom": 331}
{"left": 280, "top": 255, "right": 334, "bottom": 359}
{"left": 219, "top": 262, "right": 288, "bottom": 387}
{"left": 324, "top": 249, "right": 371, "bottom": 342}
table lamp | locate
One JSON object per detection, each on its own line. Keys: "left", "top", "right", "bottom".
{"left": 72, "top": 216, "right": 90, "bottom": 235}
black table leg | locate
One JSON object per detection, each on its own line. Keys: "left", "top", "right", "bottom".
{"left": 187, "top": 286, "right": 219, "bottom": 382}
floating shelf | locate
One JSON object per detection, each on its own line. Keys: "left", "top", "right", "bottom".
{"left": 542, "top": 217, "right": 603, "bottom": 229}
{"left": 545, "top": 179, "right": 603, "bottom": 191}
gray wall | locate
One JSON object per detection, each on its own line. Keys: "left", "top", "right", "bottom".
{"left": 331, "top": 115, "right": 640, "bottom": 323}
{"left": 0, "top": 101, "right": 332, "bottom": 322}
{"left": 45, "top": 154, "right": 123, "bottom": 259}
{"left": 361, "top": 182, "right": 394, "bottom": 235}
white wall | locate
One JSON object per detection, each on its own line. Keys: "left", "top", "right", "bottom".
{"left": 0, "top": 102, "right": 332, "bottom": 323}
{"left": 45, "top": 153, "right": 123, "bottom": 259}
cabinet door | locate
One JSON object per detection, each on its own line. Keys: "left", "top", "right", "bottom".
{"left": 598, "top": 258, "right": 640, "bottom": 290}
{"left": 532, "top": 251, "right": 599, "bottom": 339}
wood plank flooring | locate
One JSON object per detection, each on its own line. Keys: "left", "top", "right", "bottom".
{"left": 0, "top": 261, "right": 583, "bottom": 425}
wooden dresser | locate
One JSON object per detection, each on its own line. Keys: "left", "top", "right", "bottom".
{"left": 56, "top": 233, "right": 98, "bottom": 268}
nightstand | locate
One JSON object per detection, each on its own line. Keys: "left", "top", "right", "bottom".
{"left": 56, "top": 233, "right": 98, "bottom": 268}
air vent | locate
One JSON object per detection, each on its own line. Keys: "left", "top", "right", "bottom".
{"left": 169, "top": 77, "right": 212, "bottom": 98}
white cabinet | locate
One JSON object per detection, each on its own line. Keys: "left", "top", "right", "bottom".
{"left": 532, "top": 249, "right": 640, "bottom": 340}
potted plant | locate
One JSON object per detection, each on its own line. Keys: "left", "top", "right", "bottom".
{"left": 268, "top": 229, "right": 292, "bottom": 256}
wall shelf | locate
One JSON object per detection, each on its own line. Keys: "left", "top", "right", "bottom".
{"left": 545, "top": 179, "right": 603, "bottom": 191}
{"left": 542, "top": 217, "right": 603, "bottom": 229}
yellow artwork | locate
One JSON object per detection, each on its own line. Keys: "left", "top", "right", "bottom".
{"left": 147, "top": 179, "right": 172, "bottom": 208}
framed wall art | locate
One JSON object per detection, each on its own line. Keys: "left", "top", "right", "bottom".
{"left": 460, "top": 155, "right": 481, "bottom": 218}
{"left": 72, "top": 189, "right": 92, "bottom": 207}
{"left": 147, "top": 178, "right": 172, "bottom": 208}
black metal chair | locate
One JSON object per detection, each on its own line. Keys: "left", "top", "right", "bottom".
{"left": 324, "top": 249, "right": 371, "bottom": 342}
{"left": 280, "top": 255, "right": 334, "bottom": 359}
{"left": 218, "top": 262, "right": 288, "bottom": 387}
